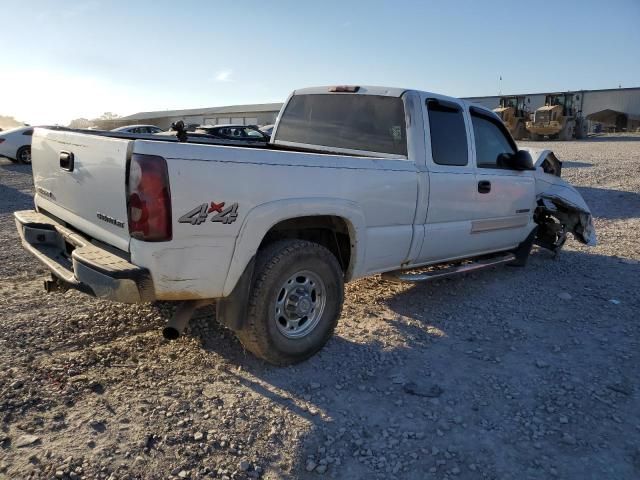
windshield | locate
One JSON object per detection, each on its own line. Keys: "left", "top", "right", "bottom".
{"left": 547, "top": 95, "right": 564, "bottom": 106}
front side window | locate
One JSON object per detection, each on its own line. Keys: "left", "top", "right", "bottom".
{"left": 426, "top": 99, "right": 468, "bottom": 166}
{"left": 275, "top": 94, "right": 407, "bottom": 156}
{"left": 471, "top": 111, "right": 516, "bottom": 168}
{"left": 22, "top": 129, "right": 34, "bottom": 136}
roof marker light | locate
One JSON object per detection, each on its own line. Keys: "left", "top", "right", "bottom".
{"left": 329, "top": 86, "right": 360, "bottom": 93}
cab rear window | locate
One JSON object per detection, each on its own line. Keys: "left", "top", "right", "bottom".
{"left": 275, "top": 94, "right": 407, "bottom": 156}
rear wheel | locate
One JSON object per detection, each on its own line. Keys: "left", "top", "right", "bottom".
{"left": 17, "top": 146, "right": 31, "bottom": 164}
{"left": 236, "top": 239, "right": 344, "bottom": 365}
{"left": 574, "top": 118, "right": 587, "bottom": 139}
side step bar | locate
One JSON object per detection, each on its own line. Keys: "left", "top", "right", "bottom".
{"left": 381, "top": 253, "right": 516, "bottom": 284}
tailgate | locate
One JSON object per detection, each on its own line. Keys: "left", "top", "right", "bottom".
{"left": 31, "top": 128, "right": 133, "bottom": 252}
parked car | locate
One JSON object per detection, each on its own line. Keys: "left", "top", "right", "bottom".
{"left": 195, "top": 124, "right": 269, "bottom": 142}
{"left": 15, "top": 85, "right": 595, "bottom": 365}
{"left": 111, "top": 124, "right": 164, "bottom": 134}
{"left": 0, "top": 126, "right": 39, "bottom": 164}
{"left": 259, "top": 124, "right": 275, "bottom": 137}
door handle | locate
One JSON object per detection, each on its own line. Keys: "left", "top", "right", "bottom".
{"left": 59, "top": 151, "right": 74, "bottom": 172}
{"left": 478, "top": 180, "right": 491, "bottom": 194}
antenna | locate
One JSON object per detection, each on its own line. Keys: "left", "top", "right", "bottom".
{"left": 498, "top": 75, "right": 503, "bottom": 95}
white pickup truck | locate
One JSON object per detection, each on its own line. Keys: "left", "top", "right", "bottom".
{"left": 15, "top": 85, "right": 596, "bottom": 365}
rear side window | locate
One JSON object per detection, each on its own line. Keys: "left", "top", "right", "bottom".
{"left": 275, "top": 94, "right": 407, "bottom": 156}
{"left": 426, "top": 100, "right": 468, "bottom": 166}
{"left": 471, "top": 110, "right": 517, "bottom": 168}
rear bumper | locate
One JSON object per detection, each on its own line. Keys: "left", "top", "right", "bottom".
{"left": 14, "top": 210, "right": 154, "bottom": 303}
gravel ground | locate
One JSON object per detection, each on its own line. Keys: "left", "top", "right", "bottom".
{"left": 1, "top": 136, "right": 639, "bottom": 480}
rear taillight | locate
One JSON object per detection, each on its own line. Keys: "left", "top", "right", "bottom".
{"left": 127, "top": 153, "right": 172, "bottom": 241}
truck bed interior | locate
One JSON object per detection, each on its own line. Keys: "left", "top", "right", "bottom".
{"left": 43, "top": 127, "right": 372, "bottom": 158}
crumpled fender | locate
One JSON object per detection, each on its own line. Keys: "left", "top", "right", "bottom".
{"left": 535, "top": 177, "right": 597, "bottom": 246}
{"left": 520, "top": 147, "right": 553, "bottom": 168}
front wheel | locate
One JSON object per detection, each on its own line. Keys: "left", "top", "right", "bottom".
{"left": 236, "top": 239, "right": 344, "bottom": 365}
{"left": 17, "top": 146, "right": 31, "bottom": 164}
{"left": 558, "top": 123, "right": 572, "bottom": 141}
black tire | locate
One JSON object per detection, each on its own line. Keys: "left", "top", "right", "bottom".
{"left": 17, "top": 146, "right": 31, "bottom": 164}
{"left": 574, "top": 119, "right": 587, "bottom": 139}
{"left": 558, "top": 123, "right": 571, "bottom": 141}
{"left": 508, "top": 227, "right": 537, "bottom": 267}
{"left": 236, "top": 239, "right": 344, "bottom": 365}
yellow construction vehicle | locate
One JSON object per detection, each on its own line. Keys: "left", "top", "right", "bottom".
{"left": 526, "top": 92, "right": 587, "bottom": 141}
{"left": 493, "top": 96, "right": 529, "bottom": 140}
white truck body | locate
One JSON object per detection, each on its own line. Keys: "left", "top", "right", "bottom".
{"left": 15, "top": 85, "right": 595, "bottom": 363}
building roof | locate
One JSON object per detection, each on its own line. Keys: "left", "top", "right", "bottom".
{"left": 120, "top": 102, "right": 283, "bottom": 121}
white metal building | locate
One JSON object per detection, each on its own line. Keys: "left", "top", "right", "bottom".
{"left": 105, "top": 103, "right": 283, "bottom": 130}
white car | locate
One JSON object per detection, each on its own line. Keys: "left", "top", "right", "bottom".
{"left": 0, "top": 126, "right": 35, "bottom": 164}
{"left": 15, "top": 85, "right": 596, "bottom": 365}
{"left": 111, "top": 124, "right": 164, "bottom": 134}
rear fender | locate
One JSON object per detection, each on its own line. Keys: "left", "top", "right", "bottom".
{"left": 222, "top": 198, "right": 366, "bottom": 296}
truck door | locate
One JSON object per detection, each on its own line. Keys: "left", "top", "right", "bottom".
{"left": 417, "top": 97, "right": 479, "bottom": 263}
{"left": 468, "top": 107, "right": 536, "bottom": 251}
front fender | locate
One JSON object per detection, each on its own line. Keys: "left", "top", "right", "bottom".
{"left": 222, "top": 198, "right": 367, "bottom": 296}
{"left": 537, "top": 180, "right": 597, "bottom": 246}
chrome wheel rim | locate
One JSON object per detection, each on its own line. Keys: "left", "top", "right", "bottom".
{"left": 274, "top": 270, "right": 326, "bottom": 339}
{"left": 20, "top": 148, "right": 31, "bottom": 164}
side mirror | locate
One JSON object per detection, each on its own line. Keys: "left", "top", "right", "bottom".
{"left": 511, "top": 150, "right": 534, "bottom": 170}
{"left": 497, "top": 150, "right": 534, "bottom": 170}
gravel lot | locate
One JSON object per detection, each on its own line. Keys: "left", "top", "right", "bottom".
{"left": 1, "top": 136, "right": 639, "bottom": 480}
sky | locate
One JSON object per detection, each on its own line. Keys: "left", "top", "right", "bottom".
{"left": 1, "top": 0, "right": 639, "bottom": 125}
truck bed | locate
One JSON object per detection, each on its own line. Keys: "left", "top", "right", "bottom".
{"left": 52, "top": 127, "right": 373, "bottom": 158}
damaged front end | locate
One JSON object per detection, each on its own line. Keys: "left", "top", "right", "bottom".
{"left": 524, "top": 148, "right": 597, "bottom": 254}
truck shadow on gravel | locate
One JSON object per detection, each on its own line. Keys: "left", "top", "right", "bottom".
{"left": 0, "top": 160, "right": 32, "bottom": 172}
{"left": 0, "top": 183, "right": 34, "bottom": 214}
{"left": 187, "top": 246, "right": 639, "bottom": 479}
{"left": 562, "top": 161, "right": 593, "bottom": 168}
{"left": 575, "top": 186, "right": 640, "bottom": 220}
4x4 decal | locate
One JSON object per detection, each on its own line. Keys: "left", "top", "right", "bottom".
{"left": 179, "top": 202, "right": 239, "bottom": 225}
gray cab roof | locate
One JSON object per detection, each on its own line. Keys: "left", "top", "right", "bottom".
{"left": 293, "top": 85, "right": 408, "bottom": 97}
{"left": 292, "top": 85, "right": 496, "bottom": 115}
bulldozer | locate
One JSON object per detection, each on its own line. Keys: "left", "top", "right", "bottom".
{"left": 493, "top": 96, "right": 529, "bottom": 140}
{"left": 526, "top": 92, "right": 587, "bottom": 140}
